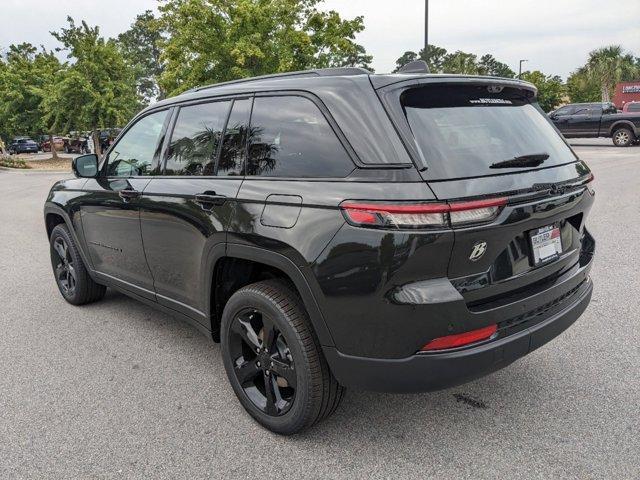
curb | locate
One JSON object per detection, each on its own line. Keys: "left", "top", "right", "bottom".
{"left": 0, "top": 166, "right": 71, "bottom": 175}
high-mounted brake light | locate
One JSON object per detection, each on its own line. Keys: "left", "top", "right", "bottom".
{"left": 341, "top": 197, "right": 506, "bottom": 229}
{"left": 420, "top": 324, "right": 498, "bottom": 351}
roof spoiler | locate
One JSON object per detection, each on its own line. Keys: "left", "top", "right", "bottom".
{"left": 397, "top": 60, "right": 430, "bottom": 74}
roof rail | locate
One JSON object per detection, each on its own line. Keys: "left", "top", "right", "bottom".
{"left": 185, "top": 67, "right": 371, "bottom": 94}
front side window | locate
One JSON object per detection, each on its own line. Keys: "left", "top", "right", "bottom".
{"left": 402, "top": 84, "right": 577, "bottom": 179}
{"left": 106, "top": 110, "right": 169, "bottom": 177}
{"left": 555, "top": 106, "right": 574, "bottom": 116}
{"left": 246, "top": 96, "right": 354, "bottom": 178}
{"left": 164, "top": 101, "right": 231, "bottom": 176}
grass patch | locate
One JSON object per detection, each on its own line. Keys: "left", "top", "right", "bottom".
{"left": 0, "top": 156, "right": 31, "bottom": 169}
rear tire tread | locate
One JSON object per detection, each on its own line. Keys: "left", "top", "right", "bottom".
{"left": 224, "top": 279, "right": 344, "bottom": 433}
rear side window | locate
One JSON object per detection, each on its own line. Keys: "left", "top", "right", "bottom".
{"left": 628, "top": 103, "right": 640, "bottom": 112}
{"left": 218, "top": 98, "right": 252, "bottom": 176}
{"left": 401, "top": 85, "right": 577, "bottom": 179}
{"left": 165, "top": 101, "right": 231, "bottom": 176}
{"left": 246, "top": 96, "right": 353, "bottom": 178}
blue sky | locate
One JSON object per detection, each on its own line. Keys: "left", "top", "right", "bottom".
{"left": 1, "top": 0, "right": 639, "bottom": 79}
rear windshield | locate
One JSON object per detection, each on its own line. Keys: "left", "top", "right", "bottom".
{"left": 401, "top": 85, "right": 577, "bottom": 179}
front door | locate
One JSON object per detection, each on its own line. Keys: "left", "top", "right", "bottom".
{"left": 139, "top": 97, "right": 252, "bottom": 323}
{"left": 81, "top": 109, "right": 171, "bottom": 299}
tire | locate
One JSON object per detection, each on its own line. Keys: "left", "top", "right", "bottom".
{"left": 612, "top": 128, "right": 634, "bottom": 147}
{"left": 221, "top": 279, "right": 344, "bottom": 435}
{"left": 49, "top": 224, "right": 106, "bottom": 305}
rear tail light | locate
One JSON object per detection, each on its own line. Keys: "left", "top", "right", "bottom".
{"left": 341, "top": 202, "right": 448, "bottom": 228}
{"left": 420, "top": 324, "right": 498, "bottom": 351}
{"left": 341, "top": 197, "right": 506, "bottom": 229}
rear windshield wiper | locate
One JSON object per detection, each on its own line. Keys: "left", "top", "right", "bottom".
{"left": 490, "top": 153, "right": 549, "bottom": 169}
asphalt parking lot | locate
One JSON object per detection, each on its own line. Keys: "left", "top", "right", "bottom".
{"left": 0, "top": 138, "right": 638, "bottom": 479}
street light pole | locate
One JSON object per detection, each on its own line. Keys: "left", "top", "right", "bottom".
{"left": 424, "top": 0, "right": 429, "bottom": 51}
{"left": 518, "top": 59, "right": 528, "bottom": 79}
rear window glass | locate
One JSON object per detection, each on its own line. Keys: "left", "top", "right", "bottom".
{"left": 402, "top": 85, "right": 577, "bottom": 179}
{"left": 246, "top": 96, "right": 354, "bottom": 178}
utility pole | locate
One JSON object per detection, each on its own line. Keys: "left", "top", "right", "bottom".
{"left": 424, "top": 0, "right": 429, "bottom": 50}
{"left": 518, "top": 59, "right": 528, "bottom": 79}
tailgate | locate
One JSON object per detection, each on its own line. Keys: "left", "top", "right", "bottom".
{"left": 429, "top": 164, "right": 594, "bottom": 307}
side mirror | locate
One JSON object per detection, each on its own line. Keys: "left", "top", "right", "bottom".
{"left": 72, "top": 154, "right": 99, "bottom": 178}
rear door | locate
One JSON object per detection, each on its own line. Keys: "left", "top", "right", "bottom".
{"left": 381, "top": 81, "right": 594, "bottom": 305}
{"left": 139, "top": 97, "right": 251, "bottom": 323}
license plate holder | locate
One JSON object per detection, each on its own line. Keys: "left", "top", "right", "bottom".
{"left": 529, "top": 224, "right": 562, "bottom": 266}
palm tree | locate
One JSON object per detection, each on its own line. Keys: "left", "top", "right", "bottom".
{"left": 586, "top": 45, "right": 638, "bottom": 103}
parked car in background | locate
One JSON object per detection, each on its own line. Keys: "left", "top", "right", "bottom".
{"left": 622, "top": 101, "right": 640, "bottom": 114}
{"left": 64, "top": 137, "right": 89, "bottom": 154}
{"left": 549, "top": 102, "right": 640, "bottom": 146}
{"left": 42, "top": 137, "right": 66, "bottom": 152}
{"left": 9, "top": 137, "right": 39, "bottom": 154}
{"left": 45, "top": 66, "right": 596, "bottom": 434}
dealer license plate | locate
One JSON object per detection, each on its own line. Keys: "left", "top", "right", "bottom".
{"left": 530, "top": 225, "right": 562, "bottom": 265}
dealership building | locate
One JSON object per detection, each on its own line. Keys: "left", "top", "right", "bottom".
{"left": 612, "top": 81, "right": 640, "bottom": 109}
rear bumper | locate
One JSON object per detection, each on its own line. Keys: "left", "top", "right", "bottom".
{"left": 324, "top": 277, "right": 592, "bottom": 393}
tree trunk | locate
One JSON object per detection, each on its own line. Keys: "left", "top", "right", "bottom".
{"left": 601, "top": 83, "right": 610, "bottom": 103}
{"left": 92, "top": 130, "right": 102, "bottom": 157}
{"left": 49, "top": 134, "right": 59, "bottom": 160}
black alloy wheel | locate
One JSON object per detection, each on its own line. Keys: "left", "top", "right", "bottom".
{"left": 221, "top": 280, "right": 345, "bottom": 435}
{"left": 228, "top": 307, "right": 297, "bottom": 416}
{"left": 49, "top": 224, "right": 106, "bottom": 305}
{"left": 52, "top": 236, "right": 76, "bottom": 297}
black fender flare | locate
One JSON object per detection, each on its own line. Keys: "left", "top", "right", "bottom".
{"left": 216, "top": 243, "right": 336, "bottom": 348}
{"left": 43, "top": 203, "right": 95, "bottom": 273}
{"left": 609, "top": 120, "right": 638, "bottom": 137}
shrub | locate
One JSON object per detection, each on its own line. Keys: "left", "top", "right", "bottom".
{"left": 0, "top": 156, "right": 31, "bottom": 169}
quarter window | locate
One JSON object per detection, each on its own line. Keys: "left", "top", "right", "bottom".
{"left": 165, "top": 101, "right": 231, "bottom": 176}
{"left": 246, "top": 96, "right": 353, "bottom": 178}
{"left": 106, "top": 110, "right": 169, "bottom": 177}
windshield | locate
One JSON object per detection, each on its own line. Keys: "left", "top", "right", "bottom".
{"left": 401, "top": 85, "right": 577, "bottom": 179}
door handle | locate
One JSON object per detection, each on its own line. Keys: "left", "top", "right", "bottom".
{"left": 194, "top": 192, "right": 227, "bottom": 209}
{"left": 118, "top": 189, "right": 141, "bottom": 201}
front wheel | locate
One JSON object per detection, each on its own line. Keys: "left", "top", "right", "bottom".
{"left": 50, "top": 224, "right": 106, "bottom": 305}
{"left": 221, "top": 280, "right": 344, "bottom": 435}
{"left": 612, "top": 128, "right": 634, "bottom": 147}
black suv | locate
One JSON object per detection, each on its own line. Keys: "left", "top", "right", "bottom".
{"left": 44, "top": 66, "right": 595, "bottom": 434}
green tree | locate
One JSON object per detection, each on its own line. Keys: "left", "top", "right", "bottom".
{"left": 520, "top": 70, "right": 565, "bottom": 112}
{"left": 585, "top": 45, "right": 638, "bottom": 102}
{"left": 45, "top": 17, "right": 139, "bottom": 154}
{"left": 0, "top": 43, "right": 62, "bottom": 142}
{"left": 393, "top": 44, "right": 447, "bottom": 73}
{"left": 117, "top": 10, "right": 166, "bottom": 102}
{"left": 393, "top": 45, "right": 514, "bottom": 77}
{"left": 566, "top": 66, "right": 600, "bottom": 103}
{"left": 442, "top": 51, "right": 479, "bottom": 75}
{"left": 158, "top": 0, "right": 372, "bottom": 96}
{"left": 478, "top": 54, "right": 515, "bottom": 78}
